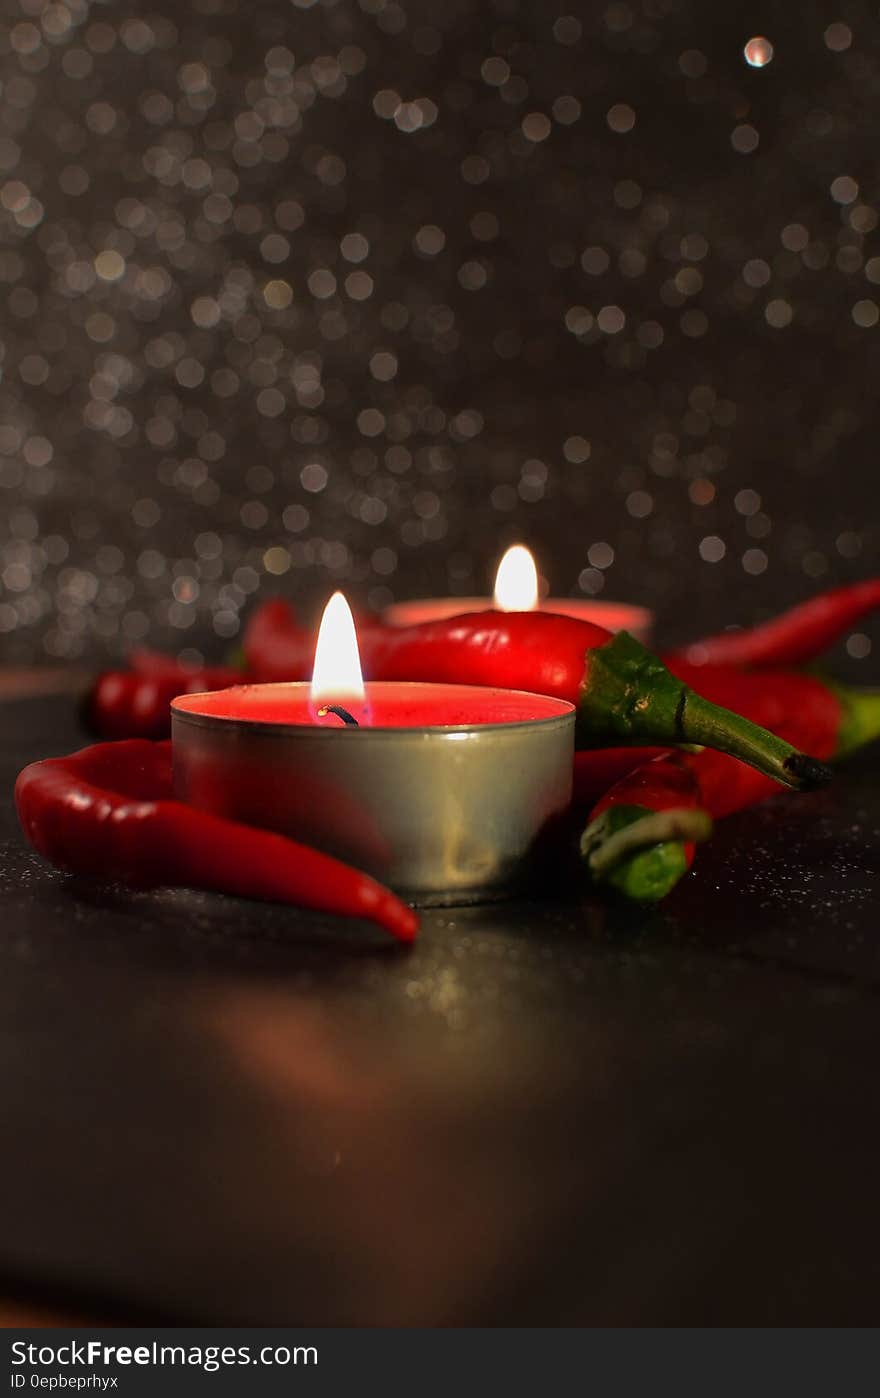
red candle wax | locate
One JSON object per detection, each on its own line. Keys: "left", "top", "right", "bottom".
{"left": 173, "top": 681, "right": 573, "bottom": 728}
{"left": 382, "top": 597, "right": 653, "bottom": 639}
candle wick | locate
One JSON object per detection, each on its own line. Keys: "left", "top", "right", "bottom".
{"left": 317, "top": 704, "right": 359, "bottom": 727}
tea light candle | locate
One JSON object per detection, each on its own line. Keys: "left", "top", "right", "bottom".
{"left": 383, "top": 544, "right": 653, "bottom": 639}
{"left": 172, "top": 594, "right": 574, "bottom": 905}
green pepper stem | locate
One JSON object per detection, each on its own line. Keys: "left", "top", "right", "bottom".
{"left": 682, "top": 690, "right": 831, "bottom": 790}
{"left": 578, "top": 632, "right": 832, "bottom": 792}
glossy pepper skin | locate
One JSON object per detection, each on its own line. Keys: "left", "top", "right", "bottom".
{"left": 15, "top": 740, "right": 418, "bottom": 943}
{"left": 671, "top": 578, "right": 880, "bottom": 669}
{"left": 580, "top": 677, "right": 880, "bottom": 901}
{"left": 84, "top": 663, "right": 244, "bottom": 740}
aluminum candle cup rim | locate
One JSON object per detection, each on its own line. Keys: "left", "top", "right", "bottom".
{"left": 171, "top": 681, "right": 575, "bottom": 738}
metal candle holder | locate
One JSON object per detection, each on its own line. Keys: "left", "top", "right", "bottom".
{"left": 172, "top": 682, "right": 575, "bottom": 906}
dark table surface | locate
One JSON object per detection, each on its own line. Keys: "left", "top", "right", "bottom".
{"left": 2, "top": 688, "right": 880, "bottom": 1326}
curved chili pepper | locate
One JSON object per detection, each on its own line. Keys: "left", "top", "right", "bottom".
{"left": 84, "top": 664, "right": 244, "bottom": 740}
{"left": 15, "top": 740, "right": 418, "bottom": 942}
{"left": 671, "top": 578, "right": 880, "bottom": 669}
{"left": 580, "top": 677, "right": 880, "bottom": 901}
{"left": 580, "top": 754, "right": 711, "bottom": 901}
{"left": 357, "top": 612, "right": 830, "bottom": 792}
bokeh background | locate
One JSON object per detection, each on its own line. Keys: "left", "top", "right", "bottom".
{"left": 1, "top": 0, "right": 878, "bottom": 665}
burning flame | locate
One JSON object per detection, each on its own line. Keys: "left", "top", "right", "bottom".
{"left": 311, "top": 592, "right": 366, "bottom": 706}
{"left": 493, "top": 544, "right": 539, "bottom": 612}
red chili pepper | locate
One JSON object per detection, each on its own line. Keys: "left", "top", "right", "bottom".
{"left": 670, "top": 578, "right": 880, "bottom": 669}
{"left": 357, "top": 611, "right": 830, "bottom": 792}
{"left": 84, "top": 664, "right": 244, "bottom": 740}
{"left": 15, "top": 739, "right": 418, "bottom": 942}
{"left": 580, "top": 753, "right": 711, "bottom": 900}
{"left": 580, "top": 675, "right": 880, "bottom": 901}
{"left": 243, "top": 598, "right": 315, "bottom": 682}
{"left": 570, "top": 662, "right": 844, "bottom": 809}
